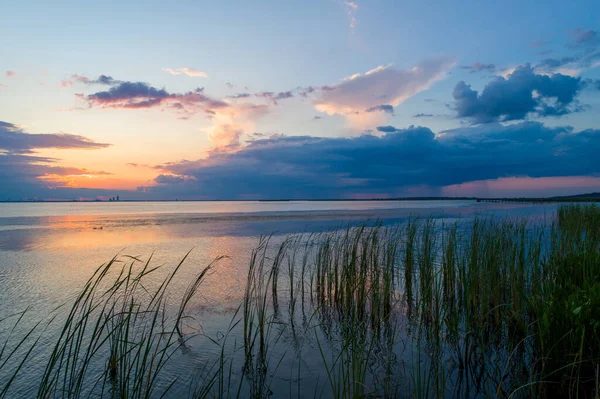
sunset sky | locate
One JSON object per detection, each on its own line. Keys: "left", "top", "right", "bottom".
{"left": 2, "top": 0, "right": 600, "bottom": 200}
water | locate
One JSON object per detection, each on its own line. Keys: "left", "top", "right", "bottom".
{"left": 0, "top": 200, "right": 562, "bottom": 397}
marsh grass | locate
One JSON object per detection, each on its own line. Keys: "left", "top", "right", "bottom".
{"left": 2, "top": 204, "right": 600, "bottom": 398}
{"left": 1, "top": 252, "right": 224, "bottom": 399}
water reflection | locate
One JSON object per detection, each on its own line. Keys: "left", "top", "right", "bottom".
{"left": 0, "top": 201, "right": 559, "bottom": 252}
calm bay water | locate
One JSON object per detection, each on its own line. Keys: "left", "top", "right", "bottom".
{"left": 0, "top": 200, "right": 561, "bottom": 397}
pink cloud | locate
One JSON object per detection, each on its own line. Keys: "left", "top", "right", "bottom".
{"left": 82, "top": 79, "right": 269, "bottom": 151}
{"left": 72, "top": 74, "right": 91, "bottom": 83}
{"left": 163, "top": 67, "right": 208, "bottom": 78}
{"left": 6, "top": 71, "right": 16, "bottom": 77}
{"left": 313, "top": 57, "right": 455, "bottom": 129}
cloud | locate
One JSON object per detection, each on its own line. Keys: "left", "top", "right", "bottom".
{"left": 84, "top": 81, "right": 228, "bottom": 117}
{"left": 413, "top": 113, "right": 434, "bottom": 118}
{"left": 207, "top": 103, "right": 269, "bottom": 150}
{"left": 459, "top": 62, "right": 496, "bottom": 73}
{"left": 534, "top": 48, "right": 600, "bottom": 76}
{"left": 71, "top": 74, "right": 121, "bottom": 85}
{"left": 568, "top": 28, "right": 600, "bottom": 48}
{"left": 155, "top": 174, "right": 191, "bottom": 184}
{"left": 162, "top": 68, "right": 208, "bottom": 78}
{"left": 209, "top": 124, "right": 245, "bottom": 150}
{"left": 81, "top": 77, "right": 269, "bottom": 149}
{"left": 0, "top": 121, "right": 113, "bottom": 199}
{"left": 139, "top": 121, "right": 600, "bottom": 199}
{"left": 0, "top": 154, "right": 124, "bottom": 200}
{"left": 5, "top": 71, "right": 16, "bottom": 77}
{"left": 528, "top": 29, "right": 600, "bottom": 76}
{"left": 298, "top": 86, "right": 319, "bottom": 98}
{"left": 0, "top": 121, "right": 111, "bottom": 153}
{"left": 228, "top": 90, "right": 296, "bottom": 104}
{"left": 344, "top": 1, "right": 358, "bottom": 29}
{"left": 61, "top": 74, "right": 121, "bottom": 88}
{"left": 313, "top": 57, "right": 456, "bottom": 128}
{"left": 227, "top": 93, "right": 251, "bottom": 99}
{"left": 535, "top": 56, "right": 578, "bottom": 71}
{"left": 375, "top": 125, "right": 398, "bottom": 133}
{"left": 452, "top": 64, "right": 587, "bottom": 123}
{"left": 365, "top": 104, "right": 394, "bottom": 114}
{"left": 255, "top": 91, "right": 294, "bottom": 104}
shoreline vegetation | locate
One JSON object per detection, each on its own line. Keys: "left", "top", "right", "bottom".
{"left": 1, "top": 204, "right": 600, "bottom": 398}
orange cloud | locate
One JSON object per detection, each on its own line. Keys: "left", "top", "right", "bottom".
{"left": 208, "top": 102, "right": 270, "bottom": 151}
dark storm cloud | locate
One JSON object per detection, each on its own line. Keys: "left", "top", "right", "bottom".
{"left": 0, "top": 121, "right": 111, "bottom": 153}
{"left": 140, "top": 122, "right": 600, "bottom": 199}
{"left": 365, "top": 104, "right": 394, "bottom": 114}
{"left": 452, "top": 65, "right": 587, "bottom": 123}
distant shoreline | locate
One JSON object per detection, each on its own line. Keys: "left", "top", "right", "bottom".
{"left": 0, "top": 196, "right": 599, "bottom": 204}
{"left": 0, "top": 197, "right": 474, "bottom": 204}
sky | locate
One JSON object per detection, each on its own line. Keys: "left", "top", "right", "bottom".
{"left": 1, "top": 0, "right": 600, "bottom": 200}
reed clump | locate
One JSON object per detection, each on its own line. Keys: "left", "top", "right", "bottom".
{"left": 1, "top": 252, "right": 222, "bottom": 399}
